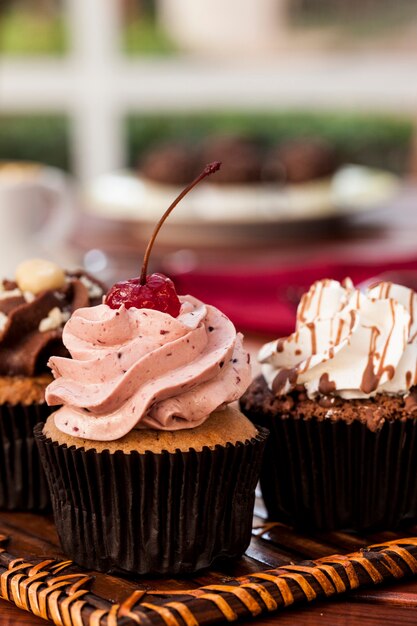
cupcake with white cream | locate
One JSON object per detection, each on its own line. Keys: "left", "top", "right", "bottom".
{"left": 241, "top": 277, "right": 417, "bottom": 531}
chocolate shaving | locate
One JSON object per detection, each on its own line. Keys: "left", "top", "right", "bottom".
{"left": 67, "top": 279, "right": 90, "bottom": 313}
{"left": 0, "top": 295, "right": 26, "bottom": 315}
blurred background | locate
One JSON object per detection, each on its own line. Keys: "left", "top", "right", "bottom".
{"left": 1, "top": 0, "right": 417, "bottom": 340}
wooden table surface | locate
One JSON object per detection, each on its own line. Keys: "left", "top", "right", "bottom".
{"left": 3, "top": 506, "right": 417, "bottom": 625}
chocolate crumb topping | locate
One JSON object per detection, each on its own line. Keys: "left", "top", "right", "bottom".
{"left": 241, "top": 375, "right": 417, "bottom": 432}
{"left": 318, "top": 395, "right": 337, "bottom": 408}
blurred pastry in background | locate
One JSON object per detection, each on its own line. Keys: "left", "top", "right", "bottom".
{"left": 140, "top": 142, "right": 197, "bottom": 186}
{"left": 198, "top": 135, "right": 262, "bottom": 184}
{"left": 83, "top": 131, "right": 399, "bottom": 253}
{"left": 139, "top": 134, "right": 339, "bottom": 188}
{"left": 263, "top": 137, "right": 339, "bottom": 184}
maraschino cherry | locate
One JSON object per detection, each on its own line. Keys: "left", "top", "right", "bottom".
{"left": 105, "top": 161, "right": 221, "bottom": 316}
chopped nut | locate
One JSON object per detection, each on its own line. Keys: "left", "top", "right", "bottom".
{"left": 39, "top": 307, "right": 70, "bottom": 332}
{"left": 16, "top": 258, "right": 65, "bottom": 295}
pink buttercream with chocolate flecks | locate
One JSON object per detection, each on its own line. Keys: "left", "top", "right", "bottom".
{"left": 46, "top": 296, "right": 251, "bottom": 441}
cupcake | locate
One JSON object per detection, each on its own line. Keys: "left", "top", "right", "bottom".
{"left": 241, "top": 278, "right": 417, "bottom": 531}
{"left": 35, "top": 162, "right": 267, "bottom": 575}
{"left": 0, "top": 258, "right": 104, "bottom": 511}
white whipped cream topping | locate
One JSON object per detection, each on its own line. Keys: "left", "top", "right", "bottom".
{"left": 260, "top": 278, "right": 417, "bottom": 399}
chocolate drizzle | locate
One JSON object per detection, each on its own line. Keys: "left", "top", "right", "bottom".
{"left": 361, "top": 301, "right": 396, "bottom": 395}
{"left": 335, "top": 318, "right": 345, "bottom": 345}
{"left": 379, "top": 281, "right": 392, "bottom": 299}
{"left": 306, "top": 322, "right": 317, "bottom": 354}
{"left": 0, "top": 271, "right": 103, "bottom": 376}
{"left": 361, "top": 326, "right": 381, "bottom": 395}
{"left": 297, "top": 279, "right": 332, "bottom": 324}
{"left": 276, "top": 337, "right": 287, "bottom": 353}
{"left": 272, "top": 368, "right": 297, "bottom": 395}
{"left": 406, "top": 371, "right": 413, "bottom": 387}
{"left": 318, "top": 373, "right": 336, "bottom": 395}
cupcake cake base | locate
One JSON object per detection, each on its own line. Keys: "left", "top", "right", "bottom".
{"left": 35, "top": 407, "right": 268, "bottom": 575}
{"left": 241, "top": 376, "right": 417, "bottom": 532}
{"left": 0, "top": 374, "right": 53, "bottom": 511}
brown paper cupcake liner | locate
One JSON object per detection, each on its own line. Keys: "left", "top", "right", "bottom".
{"left": 244, "top": 411, "right": 417, "bottom": 531}
{"left": 34, "top": 423, "right": 268, "bottom": 575}
{"left": 0, "top": 403, "right": 52, "bottom": 511}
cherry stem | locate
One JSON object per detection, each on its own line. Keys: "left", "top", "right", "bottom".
{"left": 139, "top": 161, "right": 221, "bottom": 285}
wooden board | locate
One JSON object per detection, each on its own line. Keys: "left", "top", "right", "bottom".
{"left": 2, "top": 500, "right": 417, "bottom": 625}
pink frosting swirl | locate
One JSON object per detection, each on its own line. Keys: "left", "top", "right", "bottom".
{"left": 46, "top": 296, "right": 251, "bottom": 441}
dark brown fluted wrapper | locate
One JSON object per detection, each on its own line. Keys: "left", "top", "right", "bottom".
{"left": 35, "top": 424, "right": 268, "bottom": 575}
{"left": 245, "top": 411, "right": 417, "bottom": 531}
{"left": 0, "top": 403, "right": 52, "bottom": 511}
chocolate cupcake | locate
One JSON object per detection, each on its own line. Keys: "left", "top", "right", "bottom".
{"left": 241, "top": 278, "right": 417, "bottom": 531}
{"left": 35, "top": 294, "right": 267, "bottom": 574}
{"left": 0, "top": 258, "right": 104, "bottom": 511}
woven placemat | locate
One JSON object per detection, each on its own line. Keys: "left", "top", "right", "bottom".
{"left": 1, "top": 532, "right": 417, "bottom": 625}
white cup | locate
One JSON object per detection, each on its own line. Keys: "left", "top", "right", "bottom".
{"left": 0, "top": 162, "right": 75, "bottom": 274}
